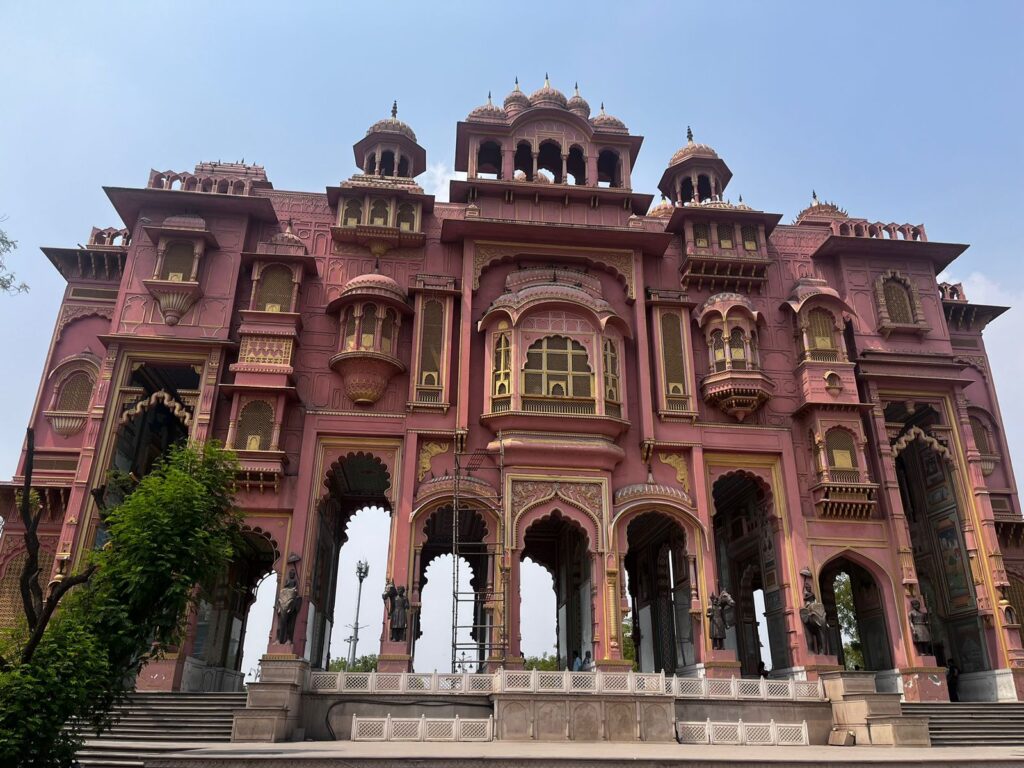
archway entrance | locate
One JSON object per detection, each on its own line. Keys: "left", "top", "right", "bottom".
{"left": 711, "top": 472, "right": 788, "bottom": 676}
{"left": 895, "top": 432, "right": 990, "bottom": 675}
{"left": 624, "top": 512, "right": 691, "bottom": 673}
{"left": 521, "top": 511, "right": 592, "bottom": 670}
{"left": 184, "top": 530, "right": 276, "bottom": 691}
{"left": 308, "top": 453, "right": 391, "bottom": 670}
{"left": 819, "top": 556, "right": 893, "bottom": 671}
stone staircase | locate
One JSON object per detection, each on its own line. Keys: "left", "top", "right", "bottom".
{"left": 75, "top": 691, "right": 245, "bottom": 767}
{"left": 902, "top": 702, "right": 1024, "bottom": 747}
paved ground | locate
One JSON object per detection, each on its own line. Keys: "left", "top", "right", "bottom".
{"left": 126, "top": 739, "right": 1024, "bottom": 767}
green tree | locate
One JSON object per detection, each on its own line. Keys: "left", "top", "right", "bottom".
{"left": 523, "top": 650, "right": 559, "bottom": 671}
{"left": 833, "top": 571, "right": 864, "bottom": 670}
{"left": 328, "top": 654, "right": 378, "bottom": 672}
{"left": 0, "top": 225, "right": 27, "bottom": 294}
{"left": 621, "top": 617, "right": 637, "bottom": 670}
{"left": 0, "top": 441, "right": 240, "bottom": 767}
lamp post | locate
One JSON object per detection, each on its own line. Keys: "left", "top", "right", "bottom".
{"left": 347, "top": 560, "right": 370, "bottom": 668}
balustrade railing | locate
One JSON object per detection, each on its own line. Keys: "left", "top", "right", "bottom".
{"left": 676, "top": 718, "right": 809, "bottom": 746}
{"left": 309, "top": 670, "right": 826, "bottom": 701}
{"left": 521, "top": 396, "right": 596, "bottom": 415}
{"left": 352, "top": 714, "right": 493, "bottom": 742}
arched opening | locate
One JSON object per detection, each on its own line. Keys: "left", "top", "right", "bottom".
{"left": 520, "top": 558, "right": 557, "bottom": 666}
{"left": 184, "top": 530, "right": 277, "bottom": 691}
{"left": 819, "top": 556, "right": 893, "bottom": 672}
{"left": 397, "top": 155, "right": 410, "bottom": 178}
{"left": 201, "top": 177, "right": 214, "bottom": 193}
{"left": 521, "top": 510, "right": 592, "bottom": 670}
{"left": 415, "top": 554, "right": 475, "bottom": 672}
{"left": 184, "top": 176, "right": 198, "bottom": 191}
{"left": 597, "top": 149, "right": 621, "bottom": 188}
{"left": 895, "top": 430, "right": 991, "bottom": 686}
{"left": 396, "top": 203, "right": 416, "bottom": 232}
{"left": 369, "top": 200, "right": 389, "bottom": 227}
{"left": 254, "top": 264, "right": 294, "bottom": 313}
{"left": 711, "top": 472, "right": 789, "bottom": 676}
{"left": 217, "top": 179, "right": 229, "bottom": 194}
{"left": 379, "top": 150, "right": 396, "bottom": 177}
{"left": 365, "top": 153, "right": 377, "bottom": 176}
{"left": 566, "top": 146, "right": 586, "bottom": 185}
{"left": 514, "top": 141, "right": 533, "bottom": 180}
{"left": 168, "top": 177, "right": 183, "bottom": 191}
{"left": 537, "top": 140, "right": 562, "bottom": 184}
{"left": 681, "top": 177, "right": 694, "bottom": 204}
{"left": 232, "top": 180, "right": 245, "bottom": 195}
{"left": 697, "top": 174, "right": 712, "bottom": 202}
{"left": 343, "top": 199, "right": 363, "bottom": 227}
{"left": 161, "top": 242, "right": 195, "bottom": 282}
{"left": 307, "top": 453, "right": 392, "bottom": 669}
{"left": 476, "top": 141, "right": 502, "bottom": 180}
{"left": 240, "top": 567, "right": 277, "bottom": 682}
{"left": 624, "top": 512, "right": 691, "bottom": 673}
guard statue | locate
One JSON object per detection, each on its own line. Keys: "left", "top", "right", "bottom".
{"left": 383, "top": 580, "right": 410, "bottom": 642}
{"left": 275, "top": 567, "right": 302, "bottom": 645}
{"left": 707, "top": 591, "right": 734, "bottom": 650}
{"left": 908, "top": 598, "right": 933, "bottom": 655}
{"left": 799, "top": 580, "right": 829, "bottom": 655}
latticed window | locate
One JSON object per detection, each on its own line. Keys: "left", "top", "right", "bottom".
{"left": 808, "top": 309, "right": 836, "bottom": 350}
{"left": 418, "top": 300, "right": 444, "bottom": 387}
{"left": 694, "top": 223, "right": 710, "bottom": 248}
{"left": 970, "top": 416, "right": 992, "bottom": 454}
{"left": 729, "top": 329, "right": 747, "bottom": 370}
{"left": 523, "top": 336, "right": 592, "bottom": 398}
{"left": 380, "top": 309, "right": 397, "bottom": 355}
{"left": 56, "top": 371, "right": 93, "bottom": 412}
{"left": 603, "top": 339, "right": 620, "bottom": 402}
{"left": 717, "top": 224, "right": 734, "bottom": 249}
{"left": 370, "top": 199, "right": 389, "bottom": 226}
{"left": 396, "top": 203, "right": 416, "bottom": 232}
{"left": 711, "top": 330, "right": 727, "bottom": 372}
{"left": 343, "top": 199, "right": 363, "bottom": 227}
{"left": 235, "top": 400, "right": 274, "bottom": 451}
{"left": 742, "top": 225, "right": 758, "bottom": 251}
{"left": 360, "top": 304, "right": 377, "bottom": 349}
{"left": 161, "top": 243, "right": 194, "bottom": 281}
{"left": 825, "top": 429, "right": 859, "bottom": 481}
{"left": 883, "top": 279, "right": 914, "bottom": 324}
{"left": 343, "top": 311, "right": 357, "bottom": 351}
{"left": 492, "top": 333, "right": 511, "bottom": 395}
{"left": 660, "top": 312, "right": 688, "bottom": 396}
{"left": 255, "top": 265, "right": 294, "bottom": 312}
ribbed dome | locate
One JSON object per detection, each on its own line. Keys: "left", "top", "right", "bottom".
{"left": 467, "top": 92, "right": 507, "bottom": 122}
{"left": 567, "top": 83, "right": 590, "bottom": 118}
{"left": 670, "top": 127, "right": 718, "bottom": 165}
{"left": 795, "top": 191, "right": 849, "bottom": 223}
{"left": 340, "top": 269, "right": 408, "bottom": 306}
{"left": 648, "top": 197, "right": 675, "bottom": 218}
{"left": 529, "top": 74, "right": 568, "bottom": 108}
{"left": 367, "top": 101, "right": 417, "bottom": 142}
{"left": 503, "top": 78, "right": 530, "bottom": 115}
{"left": 591, "top": 103, "right": 627, "bottom": 132}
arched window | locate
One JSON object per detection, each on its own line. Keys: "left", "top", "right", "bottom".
{"left": 660, "top": 312, "right": 688, "bottom": 400}
{"left": 235, "top": 400, "right": 274, "bottom": 451}
{"left": 603, "top": 339, "right": 620, "bottom": 416}
{"left": 523, "top": 336, "right": 592, "bottom": 399}
{"left": 365, "top": 153, "right": 377, "bottom": 175}
{"left": 343, "top": 199, "right": 363, "bottom": 227}
{"left": 417, "top": 300, "right": 444, "bottom": 388}
{"left": 379, "top": 150, "right": 396, "bottom": 177}
{"left": 56, "top": 371, "right": 94, "bottom": 412}
{"left": 969, "top": 416, "right": 992, "bottom": 455}
{"left": 477, "top": 141, "right": 502, "bottom": 179}
{"left": 717, "top": 224, "right": 734, "bottom": 249}
{"left": 566, "top": 146, "right": 586, "bottom": 185}
{"left": 807, "top": 308, "right": 837, "bottom": 360}
{"left": 360, "top": 304, "right": 378, "bottom": 349}
{"left": 537, "top": 141, "right": 562, "bottom": 183}
{"left": 825, "top": 428, "right": 859, "bottom": 481}
{"left": 883, "top": 279, "right": 914, "bottom": 324}
{"left": 255, "top": 265, "right": 294, "bottom": 312}
{"left": 161, "top": 243, "right": 194, "bottom": 281}
{"left": 514, "top": 141, "right": 533, "bottom": 180}
{"left": 697, "top": 174, "right": 712, "bottom": 202}
{"left": 694, "top": 223, "right": 710, "bottom": 248}
{"left": 397, "top": 155, "right": 410, "bottom": 177}
{"left": 729, "top": 328, "right": 747, "bottom": 370}
{"left": 597, "top": 149, "right": 621, "bottom": 188}
{"left": 742, "top": 225, "right": 758, "bottom": 251}
{"left": 380, "top": 309, "right": 397, "bottom": 355}
{"left": 711, "top": 330, "right": 727, "bottom": 372}
{"left": 370, "top": 199, "right": 389, "bottom": 227}
{"left": 681, "top": 177, "right": 694, "bottom": 204}
{"left": 492, "top": 333, "right": 511, "bottom": 396}
{"left": 396, "top": 203, "right": 416, "bottom": 232}
{"left": 217, "top": 179, "right": 229, "bottom": 194}
{"left": 343, "top": 311, "right": 357, "bottom": 351}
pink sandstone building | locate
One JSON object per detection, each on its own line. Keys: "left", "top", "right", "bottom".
{"left": 2, "top": 79, "right": 1023, "bottom": 707}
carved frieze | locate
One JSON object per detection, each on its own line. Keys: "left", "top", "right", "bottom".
{"left": 416, "top": 441, "right": 449, "bottom": 482}
{"left": 473, "top": 243, "right": 635, "bottom": 300}
{"left": 239, "top": 335, "right": 295, "bottom": 366}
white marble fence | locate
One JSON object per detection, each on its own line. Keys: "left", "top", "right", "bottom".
{"left": 309, "top": 670, "right": 825, "bottom": 701}
{"left": 351, "top": 714, "right": 494, "bottom": 742}
{"left": 676, "top": 718, "right": 810, "bottom": 746}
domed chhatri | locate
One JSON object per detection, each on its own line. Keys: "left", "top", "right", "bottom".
{"left": 367, "top": 100, "right": 417, "bottom": 142}
{"left": 670, "top": 126, "right": 719, "bottom": 166}
{"left": 467, "top": 92, "right": 507, "bottom": 122}
{"left": 529, "top": 73, "right": 569, "bottom": 109}
{"left": 591, "top": 102, "right": 627, "bottom": 132}
{"left": 502, "top": 77, "right": 530, "bottom": 115}
{"left": 648, "top": 196, "right": 675, "bottom": 218}
{"left": 339, "top": 269, "right": 408, "bottom": 307}
{"left": 795, "top": 190, "right": 850, "bottom": 224}
{"left": 567, "top": 83, "right": 591, "bottom": 118}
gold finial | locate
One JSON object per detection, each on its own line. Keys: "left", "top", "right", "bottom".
{"left": 391, "top": 100, "right": 398, "bottom": 119}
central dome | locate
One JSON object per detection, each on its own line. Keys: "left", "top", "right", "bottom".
{"left": 670, "top": 127, "right": 718, "bottom": 165}
{"left": 367, "top": 101, "right": 417, "bottom": 142}
{"left": 529, "top": 74, "right": 568, "bottom": 109}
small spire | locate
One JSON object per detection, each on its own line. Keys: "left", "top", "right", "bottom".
{"left": 544, "top": 72, "right": 550, "bottom": 86}
{"left": 738, "top": 194, "right": 744, "bottom": 203}
{"left": 574, "top": 81, "right": 580, "bottom": 95}
{"left": 600, "top": 102, "right": 606, "bottom": 114}
{"left": 391, "top": 100, "right": 398, "bottom": 119}
{"left": 812, "top": 189, "right": 819, "bottom": 205}
{"left": 686, "top": 125, "right": 694, "bottom": 143}
{"left": 514, "top": 76, "right": 520, "bottom": 91}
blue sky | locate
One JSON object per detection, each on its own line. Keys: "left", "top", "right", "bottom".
{"left": 2, "top": 2, "right": 1022, "bottom": 672}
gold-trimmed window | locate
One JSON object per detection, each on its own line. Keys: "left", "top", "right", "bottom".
{"left": 418, "top": 299, "right": 444, "bottom": 388}
{"left": 360, "top": 304, "right": 377, "bottom": 349}
{"left": 717, "top": 224, "right": 734, "bottom": 249}
{"left": 694, "top": 223, "right": 710, "bottom": 248}
{"left": 492, "top": 333, "right": 511, "bottom": 396}
{"left": 660, "top": 311, "right": 688, "bottom": 399}
{"left": 883, "top": 279, "right": 914, "bottom": 324}
{"left": 603, "top": 338, "right": 620, "bottom": 403}
{"left": 711, "top": 330, "right": 727, "bottom": 372}
{"left": 370, "top": 199, "right": 389, "bottom": 227}
{"left": 255, "top": 265, "right": 294, "bottom": 312}
{"left": 343, "top": 311, "right": 357, "bottom": 351}
{"left": 381, "top": 309, "right": 397, "bottom": 355}
{"left": 343, "top": 199, "right": 363, "bottom": 227}
{"left": 825, "top": 428, "right": 859, "bottom": 482}
{"left": 397, "top": 203, "right": 416, "bottom": 232}
{"left": 235, "top": 400, "right": 274, "bottom": 451}
{"left": 729, "top": 329, "right": 747, "bottom": 370}
{"left": 523, "top": 336, "right": 592, "bottom": 399}
{"left": 741, "top": 225, "right": 757, "bottom": 251}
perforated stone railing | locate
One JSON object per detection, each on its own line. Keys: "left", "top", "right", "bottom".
{"left": 309, "top": 670, "right": 826, "bottom": 701}
{"left": 676, "top": 719, "right": 809, "bottom": 746}
{"left": 351, "top": 714, "right": 493, "bottom": 742}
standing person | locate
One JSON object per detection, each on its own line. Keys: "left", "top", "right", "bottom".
{"left": 571, "top": 651, "right": 582, "bottom": 671}
{"left": 582, "top": 651, "right": 595, "bottom": 672}
{"left": 946, "top": 659, "right": 960, "bottom": 702}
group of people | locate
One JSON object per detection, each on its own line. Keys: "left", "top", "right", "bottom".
{"left": 569, "top": 650, "right": 595, "bottom": 671}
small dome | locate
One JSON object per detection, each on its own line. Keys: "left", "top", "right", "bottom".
{"left": 529, "top": 74, "right": 568, "bottom": 109}
{"left": 503, "top": 78, "right": 530, "bottom": 115}
{"left": 367, "top": 101, "right": 417, "bottom": 142}
{"left": 648, "top": 197, "right": 675, "bottom": 218}
{"left": 670, "top": 126, "right": 718, "bottom": 165}
{"left": 467, "top": 92, "right": 507, "bottom": 122}
{"left": 567, "top": 83, "right": 590, "bottom": 118}
{"left": 340, "top": 268, "right": 408, "bottom": 307}
{"left": 795, "top": 191, "right": 849, "bottom": 224}
{"left": 591, "top": 103, "right": 627, "bottom": 132}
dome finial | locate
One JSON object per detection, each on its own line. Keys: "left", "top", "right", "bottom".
{"left": 738, "top": 194, "right": 744, "bottom": 203}
{"left": 487, "top": 90, "right": 492, "bottom": 104}
{"left": 812, "top": 189, "right": 819, "bottom": 205}
{"left": 391, "top": 100, "right": 398, "bottom": 119}
{"left": 574, "top": 81, "right": 580, "bottom": 94}
{"left": 544, "top": 72, "right": 550, "bottom": 86}
{"left": 514, "top": 76, "right": 520, "bottom": 90}
{"left": 600, "top": 102, "right": 606, "bottom": 114}
{"left": 686, "top": 125, "right": 694, "bottom": 143}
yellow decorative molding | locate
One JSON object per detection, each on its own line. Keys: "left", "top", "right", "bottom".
{"left": 417, "top": 441, "right": 449, "bottom": 482}
{"left": 658, "top": 451, "right": 691, "bottom": 493}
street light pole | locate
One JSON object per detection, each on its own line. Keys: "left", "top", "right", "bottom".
{"left": 347, "top": 560, "right": 370, "bottom": 668}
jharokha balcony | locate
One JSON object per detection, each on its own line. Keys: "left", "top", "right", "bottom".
{"left": 810, "top": 467, "right": 879, "bottom": 520}
{"left": 699, "top": 368, "right": 774, "bottom": 422}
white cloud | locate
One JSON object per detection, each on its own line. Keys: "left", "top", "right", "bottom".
{"left": 421, "top": 162, "right": 463, "bottom": 202}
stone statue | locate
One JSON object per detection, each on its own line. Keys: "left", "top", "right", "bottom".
{"left": 383, "top": 581, "right": 409, "bottom": 642}
{"left": 800, "top": 580, "right": 829, "bottom": 655}
{"left": 908, "top": 598, "right": 933, "bottom": 654}
{"left": 274, "top": 567, "right": 302, "bottom": 644}
{"left": 707, "top": 591, "right": 734, "bottom": 650}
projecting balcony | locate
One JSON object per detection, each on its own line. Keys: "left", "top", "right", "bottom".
{"left": 811, "top": 469, "right": 879, "bottom": 520}
{"left": 480, "top": 394, "right": 626, "bottom": 440}
{"left": 700, "top": 368, "right": 774, "bottom": 422}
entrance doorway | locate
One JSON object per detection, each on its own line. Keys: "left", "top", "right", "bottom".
{"left": 819, "top": 556, "right": 893, "bottom": 671}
